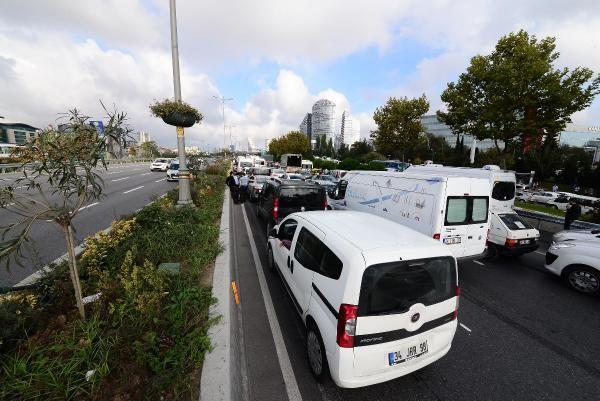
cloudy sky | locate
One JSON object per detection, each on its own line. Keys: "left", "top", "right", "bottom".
{"left": 1, "top": 0, "right": 600, "bottom": 151}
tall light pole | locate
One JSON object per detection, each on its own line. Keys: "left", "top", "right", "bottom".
{"left": 212, "top": 95, "right": 233, "bottom": 152}
{"left": 169, "top": 0, "right": 193, "bottom": 205}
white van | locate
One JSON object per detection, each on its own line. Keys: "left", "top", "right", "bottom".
{"left": 329, "top": 170, "right": 490, "bottom": 259}
{"left": 301, "top": 159, "right": 313, "bottom": 170}
{"left": 267, "top": 211, "right": 459, "bottom": 388}
{"left": 235, "top": 157, "right": 254, "bottom": 172}
{"left": 408, "top": 165, "right": 540, "bottom": 257}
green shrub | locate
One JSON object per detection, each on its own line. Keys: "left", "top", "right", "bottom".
{"left": 149, "top": 99, "right": 203, "bottom": 124}
{"left": 0, "top": 292, "right": 39, "bottom": 353}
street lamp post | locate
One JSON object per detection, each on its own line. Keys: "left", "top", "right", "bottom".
{"left": 212, "top": 95, "right": 233, "bottom": 151}
{"left": 169, "top": 0, "right": 193, "bottom": 206}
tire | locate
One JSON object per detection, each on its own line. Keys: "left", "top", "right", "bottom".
{"left": 563, "top": 265, "right": 600, "bottom": 295}
{"left": 306, "top": 322, "right": 329, "bottom": 382}
{"left": 484, "top": 244, "right": 499, "bottom": 261}
{"left": 267, "top": 245, "right": 276, "bottom": 272}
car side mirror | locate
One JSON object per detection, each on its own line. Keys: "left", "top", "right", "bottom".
{"left": 269, "top": 228, "right": 278, "bottom": 238}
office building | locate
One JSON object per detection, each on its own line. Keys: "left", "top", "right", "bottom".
{"left": 138, "top": 131, "right": 150, "bottom": 144}
{"left": 421, "top": 114, "right": 499, "bottom": 150}
{"left": 558, "top": 124, "right": 600, "bottom": 148}
{"left": 337, "top": 111, "right": 360, "bottom": 148}
{"left": 311, "top": 99, "right": 336, "bottom": 145}
{"left": 0, "top": 117, "right": 39, "bottom": 145}
{"left": 299, "top": 113, "right": 312, "bottom": 141}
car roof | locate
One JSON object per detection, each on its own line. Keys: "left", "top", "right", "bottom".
{"left": 294, "top": 211, "right": 446, "bottom": 253}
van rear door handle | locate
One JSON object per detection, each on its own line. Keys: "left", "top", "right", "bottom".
{"left": 468, "top": 236, "right": 473, "bottom": 239}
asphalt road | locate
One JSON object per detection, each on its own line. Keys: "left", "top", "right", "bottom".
{"left": 230, "top": 198, "right": 600, "bottom": 401}
{"left": 0, "top": 163, "right": 177, "bottom": 287}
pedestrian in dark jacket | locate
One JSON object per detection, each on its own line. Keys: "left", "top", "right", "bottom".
{"left": 226, "top": 172, "right": 238, "bottom": 202}
{"left": 564, "top": 200, "right": 582, "bottom": 230}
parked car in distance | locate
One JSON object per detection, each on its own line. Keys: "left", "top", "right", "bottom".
{"left": 267, "top": 211, "right": 459, "bottom": 387}
{"left": 166, "top": 161, "right": 179, "bottom": 181}
{"left": 150, "top": 158, "right": 170, "bottom": 172}
{"left": 515, "top": 191, "right": 530, "bottom": 202}
{"left": 300, "top": 171, "right": 312, "bottom": 180}
{"left": 528, "top": 191, "right": 560, "bottom": 204}
{"left": 256, "top": 178, "right": 326, "bottom": 233}
{"left": 545, "top": 235, "right": 600, "bottom": 295}
{"left": 286, "top": 173, "right": 305, "bottom": 181}
{"left": 248, "top": 175, "right": 269, "bottom": 201}
{"left": 270, "top": 168, "right": 286, "bottom": 178}
{"left": 312, "top": 174, "right": 338, "bottom": 185}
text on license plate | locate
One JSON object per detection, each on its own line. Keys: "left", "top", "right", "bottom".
{"left": 519, "top": 239, "right": 530, "bottom": 244}
{"left": 444, "top": 237, "right": 461, "bottom": 245}
{"left": 388, "top": 340, "right": 429, "bottom": 366}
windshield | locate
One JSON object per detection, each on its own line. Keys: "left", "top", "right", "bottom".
{"left": 154, "top": 159, "right": 168, "bottom": 163}
{"left": 358, "top": 257, "right": 456, "bottom": 316}
{"left": 279, "top": 187, "right": 324, "bottom": 208}
{"left": 319, "top": 175, "right": 335, "bottom": 181}
{"left": 492, "top": 181, "right": 515, "bottom": 201}
{"left": 254, "top": 176, "right": 267, "bottom": 183}
{"left": 499, "top": 213, "right": 533, "bottom": 230}
{"left": 240, "top": 161, "right": 253, "bottom": 167}
{"left": 170, "top": 164, "right": 179, "bottom": 170}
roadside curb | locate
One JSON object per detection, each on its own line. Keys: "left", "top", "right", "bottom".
{"left": 200, "top": 189, "right": 231, "bottom": 401}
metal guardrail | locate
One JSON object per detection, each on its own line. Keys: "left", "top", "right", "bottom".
{"left": 513, "top": 207, "right": 600, "bottom": 230}
{"left": 1, "top": 159, "right": 152, "bottom": 173}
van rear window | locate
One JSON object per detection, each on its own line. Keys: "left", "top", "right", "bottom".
{"left": 358, "top": 257, "right": 456, "bottom": 317}
{"left": 444, "top": 196, "right": 489, "bottom": 225}
{"left": 492, "top": 181, "right": 515, "bottom": 201}
{"left": 280, "top": 188, "right": 324, "bottom": 208}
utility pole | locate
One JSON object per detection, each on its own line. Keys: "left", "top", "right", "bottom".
{"left": 169, "top": 0, "right": 193, "bottom": 206}
{"left": 213, "top": 95, "right": 233, "bottom": 151}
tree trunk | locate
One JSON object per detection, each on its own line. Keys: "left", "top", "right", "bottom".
{"left": 63, "top": 224, "right": 85, "bottom": 320}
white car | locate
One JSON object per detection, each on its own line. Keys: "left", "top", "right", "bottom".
{"left": 552, "top": 229, "right": 600, "bottom": 243}
{"left": 545, "top": 235, "right": 600, "bottom": 295}
{"left": 528, "top": 191, "right": 560, "bottom": 204}
{"left": 515, "top": 191, "right": 530, "bottom": 202}
{"left": 150, "top": 158, "right": 170, "bottom": 172}
{"left": 267, "top": 211, "right": 459, "bottom": 388}
{"left": 166, "top": 161, "right": 179, "bottom": 181}
{"left": 270, "top": 168, "right": 286, "bottom": 178}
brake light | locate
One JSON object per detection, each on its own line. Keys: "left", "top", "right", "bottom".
{"left": 336, "top": 304, "right": 358, "bottom": 348}
{"left": 273, "top": 197, "right": 279, "bottom": 221}
{"left": 505, "top": 238, "right": 518, "bottom": 247}
{"left": 433, "top": 233, "right": 441, "bottom": 240}
{"left": 452, "top": 286, "right": 460, "bottom": 321}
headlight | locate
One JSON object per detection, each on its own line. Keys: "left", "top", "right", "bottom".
{"left": 549, "top": 241, "right": 576, "bottom": 250}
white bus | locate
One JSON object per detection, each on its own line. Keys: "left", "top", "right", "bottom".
{"left": 408, "top": 164, "right": 540, "bottom": 257}
{"left": 329, "top": 170, "right": 490, "bottom": 259}
{"left": 0, "top": 143, "right": 19, "bottom": 160}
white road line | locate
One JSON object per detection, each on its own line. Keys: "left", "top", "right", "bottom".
{"left": 123, "top": 186, "right": 144, "bottom": 194}
{"left": 473, "top": 260, "right": 485, "bottom": 266}
{"left": 140, "top": 172, "right": 152, "bottom": 176}
{"left": 460, "top": 323, "right": 472, "bottom": 333}
{"left": 241, "top": 205, "right": 303, "bottom": 401}
{"left": 155, "top": 178, "right": 167, "bottom": 182}
{"left": 78, "top": 202, "right": 99, "bottom": 211}
{"left": 111, "top": 176, "right": 130, "bottom": 182}
{"left": 534, "top": 251, "right": 546, "bottom": 255}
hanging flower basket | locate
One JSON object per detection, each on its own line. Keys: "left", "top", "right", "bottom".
{"left": 162, "top": 112, "right": 197, "bottom": 128}
{"left": 150, "top": 99, "right": 203, "bottom": 128}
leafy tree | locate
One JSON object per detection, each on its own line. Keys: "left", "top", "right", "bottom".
{"left": 268, "top": 131, "right": 311, "bottom": 160}
{"left": 140, "top": 140, "right": 159, "bottom": 158}
{"left": 349, "top": 139, "right": 373, "bottom": 158}
{"left": 371, "top": 95, "right": 430, "bottom": 158}
{"left": 338, "top": 143, "right": 349, "bottom": 159}
{"left": 438, "top": 30, "right": 600, "bottom": 154}
{"left": 0, "top": 106, "right": 132, "bottom": 320}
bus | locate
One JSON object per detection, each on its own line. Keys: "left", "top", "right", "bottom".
{"left": 0, "top": 144, "right": 19, "bottom": 161}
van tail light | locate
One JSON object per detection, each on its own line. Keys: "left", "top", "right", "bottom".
{"left": 273, "top": 197, "right": 279, "bottom": 221}
{"left": 452, "top": 286, "right": 461, "bottom": 321}
{"left": 336, "top": 304, "right": 358, "bottom": 348}
{"left": 433, "top": 233, "right": 441, "bottom": 241}
{"left": 505, "top": 238, "right": 517, "bottom": 247}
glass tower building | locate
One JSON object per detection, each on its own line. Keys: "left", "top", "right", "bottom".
{"left": 312, "top": 99, "right": 336, "bottom": 145}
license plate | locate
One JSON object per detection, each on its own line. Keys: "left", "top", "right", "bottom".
{"left": 388, "top": 339, "right": 429, "bottom": 366}
{"left": 443, "top": 237, "right": 462, "bottom": 245}
{"left": 519, "top": 239, "right": 530, "bottom": 245}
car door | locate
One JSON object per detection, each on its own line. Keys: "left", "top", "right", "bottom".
{"left": 272, "top": 218, "right": 299, "bottom": 281}
{"left": 289, "top": 225, "right": 324, "bottom": 313}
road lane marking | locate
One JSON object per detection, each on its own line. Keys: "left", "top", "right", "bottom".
{"left": 140, "top": 172, "right": 152, "bottom": 176}
{"left": 155, "top": 178, "right": 167, "bottom": 182}
{"left": 473, "top": 260, "right": 485, "bottom": 266}
{"left": 534, "top": 251, "right": 545, "bottom": 255}
{"left": 241, "top": 204, "right": 303, "bottom": 401}
{"left": 78, "top": 202, "right": 99, "bottom": 211}
{"left": 111, "top": 177, "right": 130, "bottom": 182}
{"left": 460, "top": 323, "right": 472, "bottom": 333}
{"left": 123, "top": 186, "right": 144, "bottom": 194}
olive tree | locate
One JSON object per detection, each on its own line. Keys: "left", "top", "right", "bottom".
{"left": 0, "top": 106, "right": 132, "bottom": 320}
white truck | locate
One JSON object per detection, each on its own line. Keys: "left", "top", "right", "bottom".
{"left": 280, "top": 153, "right": 302, "bottom": 173}
{"left": 329, "top": 170, "right": 490, "bottom": 259}
{"left": 408, "top": 164, "right": 540, "bottom": 258}
{"left": 301, "top": 159, "right": 313, "bottom": 171}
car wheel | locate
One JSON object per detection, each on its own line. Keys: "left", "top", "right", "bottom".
{"left": 564, "top": 265, "right": 600, "bottom": 295}
{"left": 484, "top": 244, "right": 499, "bottom": 260}
{"left": 306, "top": 323, "right": 329, "bottom": 382}
{"left": 267, "top": 245, "right": 276, "bottom": 272}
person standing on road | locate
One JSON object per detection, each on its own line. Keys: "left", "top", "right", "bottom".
{"left": 226, "top": 172, "right": 237, "bottom": 201}
{"left": 552, "top": 184, "right": 558, "bottom": 192}
{"left": 564, "top": 199, "right": 582, "bottom": 230}
{"left": 239, "top": 173, "right": 249, "bottom": 203}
